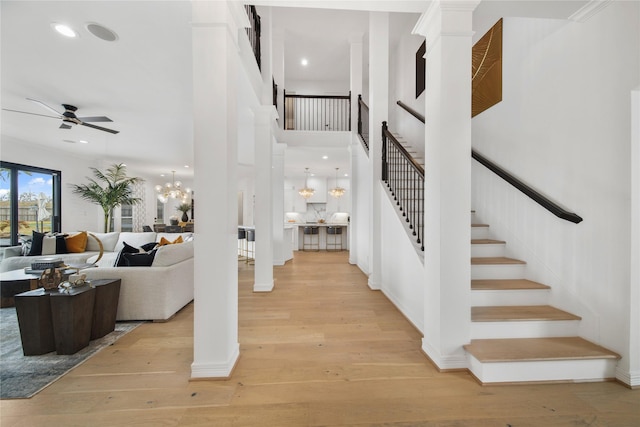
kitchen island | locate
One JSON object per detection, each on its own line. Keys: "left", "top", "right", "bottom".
{"left": 288, "top": 223, "right": 349, "bottom": 251}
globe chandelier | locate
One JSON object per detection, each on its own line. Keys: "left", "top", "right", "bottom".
{"left": 155, "top": 171, "right": 191, "bottom": 203}
{"left": 298, "top": 167, "right": 315, "bottom": 199}
{"left": 328, "top": 168, "right": 346, "bottom": 198}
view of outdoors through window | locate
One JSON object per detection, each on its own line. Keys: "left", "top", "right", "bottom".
{"left": 0, "top": 165, "right": 57, "bottom": 247}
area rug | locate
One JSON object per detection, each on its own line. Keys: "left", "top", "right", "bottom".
{"left": 0, "top": 307, "right": 142, "bottom": 399}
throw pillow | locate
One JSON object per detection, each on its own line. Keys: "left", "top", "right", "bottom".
{"left": 122, "top": 249, "right": 157, "bottom": 267}
{"left": 114, "top": 241, "right": 141, "bottom": 267}
{"left": 141, "top": 242, "right": 158, "bottom": 252}
{"left": 65, "top": 231, "right": 88, "bottom": 253}
{"left": 27, "top": 231, "right": 68, "bottom": 256}
{"left": 158, "top": 235, "right": 183, "bottom": 246}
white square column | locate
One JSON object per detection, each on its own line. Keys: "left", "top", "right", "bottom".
{"left": 253, "top": 105, "right": 276, "bottom": 292}
{"left": 414, "top": 0, "right": 480, "bottom": 370}
{"left": 367, "top": 12, "right": 389, "bottom": 290}
{"left": 349, "top": 32, "right": 363, "bottom": 265}
{"left": 273, "top": 142, "right": 287, "bottom": 266}
{"left": 190, "top": 0, "right": 244, "bottom": 378}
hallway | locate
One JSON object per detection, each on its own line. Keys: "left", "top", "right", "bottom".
{"left": 1, "top": 251, "right": 638, "bottom": 426}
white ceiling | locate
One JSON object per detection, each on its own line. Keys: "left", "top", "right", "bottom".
{"left": 1, "top": 1, "right": 588, "bottom": 184}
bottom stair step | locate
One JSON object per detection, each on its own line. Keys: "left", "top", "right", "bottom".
{"left": 464, "top": 337, "right": 621, "bottom": 384}
{"left": 464, "top": 337, "right": 621, "bottom": 362}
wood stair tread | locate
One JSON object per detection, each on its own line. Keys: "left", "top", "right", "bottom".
{"left": 464, "top": 337, "right": 621, "bottom": 362}
{"left": 471, "top": 257, "right": 525, "bottom": 265}
{"left": 471, "top": 305, "right": 581, "bottom": 322}
{"left": 471, "top": 223, "right": 489, "bottom": 227}
{"left": 471, "top": 279, "right": 551, "bottom": 290}
{"left": 471, "top": 239, "right": 506, "bottom": 245}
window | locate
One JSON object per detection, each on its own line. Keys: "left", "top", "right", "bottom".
{"left": 0, "top": 161, "right": 62, "bottom": 247}
{"left": 120, "top": 203, "right": 134, "bottom": 232}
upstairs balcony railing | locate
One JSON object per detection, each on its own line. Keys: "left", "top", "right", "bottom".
{"left": 382, "top": 121, "right": 425, "bottom": 251}
{"left": 283, "top": 90, "right": 351, "bottom": 131}
{"left": 244, "top": 5, "right": 261, "bottom": 70}
{"left": 357, "top": 94, "right": 369, "bottom": 154}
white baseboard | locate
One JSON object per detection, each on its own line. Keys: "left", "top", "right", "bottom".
{"left": 191, "top": 344, "right": 240, "bottom": 379}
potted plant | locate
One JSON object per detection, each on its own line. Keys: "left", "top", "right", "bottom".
{"left": 176, "top": 202, "right": 191, "bottom": 222}
{"left": 70, "top": 163, "right": 144, "bottom": 233}
{"left": 169, "top": 215, "right": 179, "bottom": 226}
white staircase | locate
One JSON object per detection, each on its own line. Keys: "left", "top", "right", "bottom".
{"left": 465, "top": 213, "right": 620, "bottom": 384}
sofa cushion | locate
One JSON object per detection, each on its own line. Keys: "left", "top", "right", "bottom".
{"left": 156, "top": 232, "right": 193, "bottom": 243}
{"left": 152, "top": 240, "right": 193, "bottom": 267}
{"left": 28, "top": 231, "right": 67, "bottom": 256}
{"left": 87, "top": 252, "right": 118, "bottom": 267}
{"left": 122, "top": 250, "right": 157, "bottom": 267}
{"left": 65, "top": 231, "right": 88, "bottom": 253}
{"left": 86, "top": 232, "right": 120, "bottom": 252}
{"left": 114, "top": 232, "right": 157, "bottom": 252}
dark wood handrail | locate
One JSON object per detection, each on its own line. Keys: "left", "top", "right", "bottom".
{"left": 395, "top": 98, "right": 583, "bottom": 225}
{"left": 397, "top": 100, "right": 425, "bottom": 123}
{"left": 472, "top": 150, "right": 583, "bottom": 224}
{"left": 285, "top": 94, "right": 351, "bottom": 100}
{"left": 383, "top": 125, "right": 425, "bottom": 178}
{"left": 357, "top": 94, "right": 369, "bottom": 153}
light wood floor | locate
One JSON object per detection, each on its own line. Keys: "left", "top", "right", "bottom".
{"left": 2, "top": 251, "right": 638, "bottom": 426}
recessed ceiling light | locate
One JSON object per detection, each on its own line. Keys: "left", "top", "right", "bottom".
{"left": 79, "top": 140, "right": 88, "bottom": 144}
{"left": 301, "top": 58, "right": 308, "bottom": 66}
{"left": 322, "top": 155, "right": 328, "bottom": 160}
{"left": 85, "top": 22, "right": 118, "bottom": 42}
{"left": 52, "top": 23, "right": 78, "bottom": 38}
{"left": 63, "top": 139, "right": 76, "bottom": 144}
{"left": 184, "top": 165, "right": 190, "bottom": 168}
{"left": 344, "top": 173, "right": 349, "bottom": 177}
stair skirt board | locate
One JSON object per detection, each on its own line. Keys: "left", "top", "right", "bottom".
{"left": 471, "top": 264, "right": 527, "bottom": 280}
{"left": 471, "top": 320, "right": 580, "bottom": 339}
{"left": 466, "top": 355, "right": 618, "bottom": 384}
{"left": 471, "top": 289, "right": 550, "bottom": 307}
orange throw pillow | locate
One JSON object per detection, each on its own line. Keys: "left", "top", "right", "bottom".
{"left": 65, "top": 231, "right": 88, "bottom": 253}
{"left": 158, "top": 235, "right": 184, "bottom": 246}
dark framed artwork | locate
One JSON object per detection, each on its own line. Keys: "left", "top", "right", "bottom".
{"left": 472, "top": 18, "right": 503, "bottom": 117}
{"left": 415, "top": 40, "right": 426, "bottom": 98}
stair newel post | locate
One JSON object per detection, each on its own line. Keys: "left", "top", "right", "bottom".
{"left": 382, "top": 121, "right": 388, "bottom": 183}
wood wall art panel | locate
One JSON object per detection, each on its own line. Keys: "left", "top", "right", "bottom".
{"left": 472, "top": 18, "right": 503, "bottom": 117}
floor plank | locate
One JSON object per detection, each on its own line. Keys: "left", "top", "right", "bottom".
{"left": 1, "top": 251, "right": 638, "bottom": 426}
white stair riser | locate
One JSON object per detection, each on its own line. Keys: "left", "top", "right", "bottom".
{"left": 471, "top": 289, "right": 549, "bottom": 306}
{"left": 467, "top": 354, "right": 618, "bottom": 384}
{"left": 471, "top": 264, "right": 526, "bottom": 280}
{"left": 471, "top": 227, "right": 490, "bottom": 239}
{"left": 471, "top": 243, "right": 505, "bottom": 258}
{"left": 471, "top": 320, "right": 580, "bottom": 339}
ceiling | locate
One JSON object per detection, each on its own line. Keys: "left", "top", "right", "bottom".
{"left": 1, "top": 1, "right": 588, "bottom": 184}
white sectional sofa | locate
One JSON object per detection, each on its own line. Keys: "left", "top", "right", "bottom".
{"left": 1, "top": 231, "right": 194, "bottom": 322}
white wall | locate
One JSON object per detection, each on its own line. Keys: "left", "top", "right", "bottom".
{"left": 352, "top": 137, "right": 370, "bottom": 273}
{"left": 285, "top": 79, "right": 350, "bottom": 95}
{"left": 388, "top": 15, "right": 424, "bottom": 160}
{"left": 471, "top": 2, "right": 640, "bottom": 382}
{"left": 380, "top": 182, "right": 424, "bottom": 332}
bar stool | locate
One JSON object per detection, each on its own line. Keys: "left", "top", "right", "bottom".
{"left": 326, "top": 226, "right": 343, "bottom": 251}
{"left": 246, "top": 229, "right": 255, "bottom": 264}
{"left": 302, "top": 226, "right": 319, "bottom": 251}
{"left": 238, "top": 228, "right": 247, "bottom": 260}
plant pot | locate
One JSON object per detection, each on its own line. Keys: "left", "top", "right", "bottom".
{"left": 181, "top": 212, "right": 189, "bottom": 222}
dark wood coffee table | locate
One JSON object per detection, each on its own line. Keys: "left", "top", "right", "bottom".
{"left": 0, "top": 269, "right": 40, "bottom": 308}
{"left": 14, "top": 278, "right": 122, "bottom": 355}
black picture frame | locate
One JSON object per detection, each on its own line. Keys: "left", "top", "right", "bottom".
{"left": 416, "top": 40, "right": 426, "bottom": 98}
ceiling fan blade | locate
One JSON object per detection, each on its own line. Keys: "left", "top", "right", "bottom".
{"left": 80, "top": 121, "right": 119, "bottom": 134}
{"left": 2, "top": 108, "right": 60, "bottom": 119}
{"left": 78, "top": 116, "right": 113, "bottom": 123}
{"left": 60, "top": 123, "right": 72, "bottom": 129}
{"left": 26, "top": 98, "right": 62, "bottom": 116}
